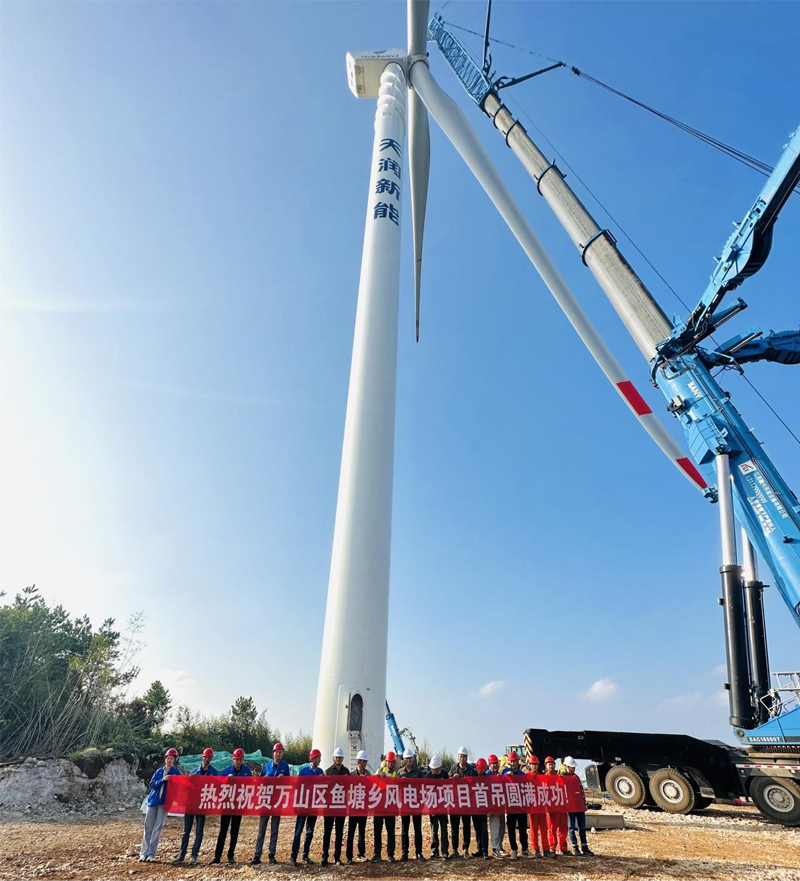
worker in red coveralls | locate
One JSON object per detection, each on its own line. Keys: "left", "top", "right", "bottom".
{"left": 525, "top": 755, "right": 549, "bottom": 858}
{"left": 544, "top": 756, "right": 568, "bottom": 855}
{"left": 472, "top": 759, "right": 491, "bottom": 859}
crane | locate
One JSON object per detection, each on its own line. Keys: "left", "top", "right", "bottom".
{"left": 426, "top": 8, "right": 800, "bottom": 824}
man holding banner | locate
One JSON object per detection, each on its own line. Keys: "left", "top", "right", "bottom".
{"left": 251, "top": 742, "right": 289, "bottom": 865}
{"left": 211, "top": 748, "right": 251, "bottom": 865}
{"left": 290, "top": 749, "right": 324, "bottom": 866}
{"left": 321, "top": 747, "right": 349, "bottom": 866}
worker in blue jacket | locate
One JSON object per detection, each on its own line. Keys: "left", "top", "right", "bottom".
{"left": 173, "top": 748, "right": 219, "bottom": 865}
{"left": 251, "top": 742, "right": 290, "bottom": 865}
{"left": 502, "top": 752, "right": 531, "bottom": 858}
{"left": 140, "top": 748, "right": 181, "bottom": 862}
{"left": 212, "top": 748, "right": 252, "bottom": 865}
{"left": 291, "top": 749, "right": 324, "bottom": 865}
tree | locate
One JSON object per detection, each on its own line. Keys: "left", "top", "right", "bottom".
{"left": 143, "top": 681, "right": 172, "bottom": 730}
{"left": 0, "top": 586, "right": 141, "bottom": 757}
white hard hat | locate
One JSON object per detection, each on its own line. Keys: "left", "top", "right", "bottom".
{"left": 429, "top": 755, "right": 443, "bottom": 769}
{"left": 564, "top": 756, "right": 577, "bottom": 768}
{"left": 457, "top": 746, "right": 468, "bottom": 757}
{"left": 332, "top": 747, "right": 345, "bottom": 759}
{"left": 357, "top": 750, "right": 369, "bottom": 762}
{"left": 402, "top": 748, "right": 414, "bottom": 759}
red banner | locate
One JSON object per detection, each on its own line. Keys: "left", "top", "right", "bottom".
{"left": 164, "top": 774, "right": 583, "bottom": 817}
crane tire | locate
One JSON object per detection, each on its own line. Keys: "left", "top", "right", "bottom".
{"left": 650, "top": 768, "right": 696, "bottom": 813}
{"left": 605, "top": 764, "right": 647, "bottom": 808}
{"left": 750, "top": 777, "right": 800, "bottom": 825}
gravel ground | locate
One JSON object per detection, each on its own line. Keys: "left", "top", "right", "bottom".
{"left": 0, "top": 804, "right": 798, "bottom": 880}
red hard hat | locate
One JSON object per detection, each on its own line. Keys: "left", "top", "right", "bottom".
{"left": 386, "top": 751, "right": 396, "bottom": 762}
{"left": 476, "top": 758, "right": 488, "bottom": 772}
{"left": 232, "top": 748, "right": 245, "bottom": 760}
{"left": 273, "top": 742, "right": 284, "bottom": 752}
{"left": 508, "top": 751, "right": 519, "bottom": 761}
{"left": 545, "top": 756, "right": 555, "bottom": 764}
{"left": 202, "top": 748, "right": 214, "bottom": 759}
{"left": 165, "top": 748, "right": 178, "bottom": 757}
{"left": 528, "top": 755, "right": 539, "bottom": 765}
{"left": 308, "top": 749, "right": 322, "bottom": 760}
{"left": 488, "top": 754, "right": 499, "bottom": 763}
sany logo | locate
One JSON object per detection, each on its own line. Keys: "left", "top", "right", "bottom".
{"left": 739, "top": 460, "right": 758, "bottom": 475}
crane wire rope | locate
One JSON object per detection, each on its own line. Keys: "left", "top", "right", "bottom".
{"left": 439, "top": 21, "right": 800, "bottom": 446}
{"left": 442, "top": 19, "right": 800, "bottom": 192}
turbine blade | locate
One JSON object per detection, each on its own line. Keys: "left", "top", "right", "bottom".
{"left": 409, "top": 61, "right": 707, "bottom": 492}
{"left": 408, "top": 90, "right": 430, "bottom": 342}
{"left": 407, "top": 0, "right": 431, "bottom": 341}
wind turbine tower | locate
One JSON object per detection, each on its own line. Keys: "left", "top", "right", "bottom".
{"left": 312, "top": 17, "right": 422, "bottom": 764}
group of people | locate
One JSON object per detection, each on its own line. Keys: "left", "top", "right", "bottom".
{"left": 139, "top": 742, "right": 596, "bottom": 865}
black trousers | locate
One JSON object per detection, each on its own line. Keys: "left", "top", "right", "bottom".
{"left": 179, "top": 814, "right": 206, "bottom": 859}
{"left": 401, "top": 815, "right": 423, "bottom": 857}
{"left": 291, "top": 815, "right": 317, "bottom": 860}
{"left": 214, "top": 815, "right": 242, "bottom": 861}
{"left": 373, "top": 816, "right": 396, "bottom": 858}
{"left": 254, "top": 814, "right": 281, "bottom": 859}
{"left": 568, "top": 812, "right": 588, "bottom": 849}
{"left": 322, "top": 816, "right": 345, "bottom": 861}
{"left": 346, "top": 816, "right": 366, "bottom": 860}
{"left": 506, "top": 813, "right": 528, "bottom": 853}
{"left": 472, "top": 815, "right": 489, "bottom": 856}
{"left": 430, "top": 814, "right": 449, "bottom": 856}
{"left": 450, "top": 814, "right": 471, "bottom": 852}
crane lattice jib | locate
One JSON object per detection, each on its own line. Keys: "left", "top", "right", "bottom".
{"left": 427, "top": 17, "right": 493, "bottom": 108}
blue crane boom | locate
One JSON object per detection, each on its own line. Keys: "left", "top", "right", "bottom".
{"left": 427, "top": 14, "right": 800, "bottom": 762}
{"left": 385, "top": 701, "right": 405, "bottom": 755}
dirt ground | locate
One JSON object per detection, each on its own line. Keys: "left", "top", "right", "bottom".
{"left": 0, "top": 804, "right": 798, "bottom": 881}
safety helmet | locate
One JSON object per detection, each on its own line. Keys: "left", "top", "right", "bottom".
{"left": 457, "top": 745, "right": 468, "bottom": 757}
{"left": 232, "top": 748, "right": 245, "bottom": 760}
{"left": 202, "top": 748, "right": 214, "bottom": 759}
{"left": 273, "top": 742, "right": 284, "bottom": 752}
{"left": 508, "top": 751, "right": 519, "bottom": 762}
{"left": 309, "top": 749, "right": 322, "bottom": 760}
{"left": 333, "top": 747, "right": 345, "bottom": 759}
{"left": 564, "top": 756, "right": 577, "bottom": 768}
{"left": 545, "top": 756, "right": 555, "bottom": 764}
{"left": 488, "top": 754, "right": 499, "bottom": 764}
{"left": 475, "top": 758, "right": 488, "bottom": 772}
{"left": 357, "top": 750, "right": 369, "bottom": 762}
{"left": 386, "top": 751, "right": 396, "bottom": 762}
{"left": 165, "top": 748, "right": 178, "bottom": 757}
{"left": 429, "top": 755, "right": 443, "bottom": 769}
{"left": 528, "top": 755, "right": 540, "bottom": 765}
{"left": 402, "top": 748, "right": 414, "bottom": 759}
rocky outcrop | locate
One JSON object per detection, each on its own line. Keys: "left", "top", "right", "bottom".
{"left": 0, "top": 752, "right": 145, "bottom": 813}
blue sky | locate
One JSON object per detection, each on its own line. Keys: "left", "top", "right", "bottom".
{"left": 1, "top": 1, "right": 798, "bottom": 759}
